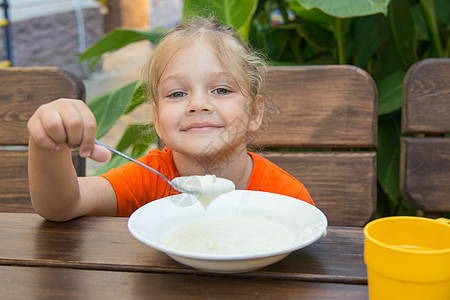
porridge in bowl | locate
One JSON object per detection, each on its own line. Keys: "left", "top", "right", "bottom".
{"left": 163, "top": 217, "right": 296, "bottom": 255}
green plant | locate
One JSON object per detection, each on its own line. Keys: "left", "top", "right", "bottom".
{"left": 80, "top": 0, "right": 450, "bottom": 217}
{"left": 95, "top": 0, "right": 108, "bottom": 7}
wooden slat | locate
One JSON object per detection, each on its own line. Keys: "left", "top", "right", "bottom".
{"left": 0, "top": 67, "right": 85, "bottom": 145}
{"left": 401, "top": 59, "right": 450, "bottom": 215}
{"left": 402, "top": 58, "right": 450, "bottom": 134}
{"left": 0, "top": 151, "right": 85, "bottom": 213}
{"left": 400, "top": 137, "right": 450, "bottom": 212}
{"left": 261, "top": 152, "right": 376, "bottom": 226}
{"left": 0, "top": 67, "right": 86, "bottom": 213}
{"left": 0, "top": 213, "right": 368, "bottom": 284}
{"left": 252, "top": 65, "right": 377, "bottom": 148}
{"left": 248, "top": 65, "right": 378, "bottom": 226}
{"left": 0, "top": 265, "right": 368, "bottom": 299}
{"left": 0, "top": 151, "right": 32, "bottom": 213}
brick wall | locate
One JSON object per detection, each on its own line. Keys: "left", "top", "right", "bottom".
{"left": 0, "top": 6, "right": 103, "bottom": 78}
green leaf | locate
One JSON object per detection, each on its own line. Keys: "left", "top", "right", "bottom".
{"left": 353, "top": 14, "right": 390, "bottom": 68}
{"left": 267, "top": 60, "right": 300, "bottom": 66}
{"left": 388, "top": 0, "right": 418, "bottom": 68}
{"left": 183, "top": 0, "right": 259, "bottom": 34}
{"left": 435, "top": 0, "right": 450, "bottom": 25}
{"left": 373, "top": 34, "right": 405, "bottom": 80}
{"left": 262, "top": 26, "right": 294, "bottom": 60}
{"left": 249, "top": 18, "right": 268, "bottom": 53}
{"left": 132, "top": 124, "right": 157, "bottom": 157}
{"left": 375, "top": 184, "right": 395, "bottom": 218}
{"left": 115, "top": 123, "right": 156, "bottom": 155}
{"left": 420, "top": 0, "right": 445, "bottom": 57}
{"left": 411, "top": 4, "right": 430, "bottom": 41}
{"left": 396, "top": 198, "right": 416, "bottom": 216}
{"left": 335, "top": 17, "right": 351, "bottom": 64}
{"left": 377, "top": 111, "right": 401, "bottom": 205}
{"left": 87, "top": 81, "right": 141, "bottom": 138}
{"left": 79, "top": 28, "right": 169, "bottom": 67}
{"left": 292, "top": 0, "right": 391, "bottom": 18}
{"left": 301, "top": 54, "right": 336, "bottom": 65}
{"left": 124, "top": 82, "right": 148, "bottom": 115}
{"left": 94, "top": 123, "right": 157, "bottom": 175}
{"left": 289, "top": 0, "right": 336, "bottom": 30}
{"left": 237, "top": 13, "right": 254, "bottom": 41}
{"left": 295, "top": 21, "right": 334, "bottom": 51}
{"left": 377, "top": 70, "right": 405, "bottom": 116}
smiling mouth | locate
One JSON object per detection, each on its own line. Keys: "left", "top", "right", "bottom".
{"left": 182, "top": 123, "right": 223, "bottom": 132}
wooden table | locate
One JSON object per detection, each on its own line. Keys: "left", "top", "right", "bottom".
{"left": 0, "top": 213, "right": 368, "bottom": 298}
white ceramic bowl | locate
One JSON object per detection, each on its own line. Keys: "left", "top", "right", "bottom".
{"left": 128, "top": 190, "right": 327, "bottom": 273}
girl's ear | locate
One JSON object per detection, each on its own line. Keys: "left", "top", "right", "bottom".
{"left": 248, "top": 96, "right": 264, "bottom": 133}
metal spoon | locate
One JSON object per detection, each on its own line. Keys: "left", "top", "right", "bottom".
{"left": 94, "top": 139, "right": 201, "bottom": 196}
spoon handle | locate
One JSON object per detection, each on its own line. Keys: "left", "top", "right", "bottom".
{"left": 94, "top": 139, "right": 200, "bottom": 196}
{"left": 94, "top": 139, "right": 172, "bottom": 185}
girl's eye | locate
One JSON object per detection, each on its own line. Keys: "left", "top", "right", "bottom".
{"left": 213, "top": 88, "right": 231, "bottom": 95}
{"left": 168, "top": 91, "right": 186, "bottom": 98}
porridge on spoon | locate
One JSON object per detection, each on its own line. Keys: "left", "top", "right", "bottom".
{"left": 172, "top": 175, "right": 235, "bottom": 209}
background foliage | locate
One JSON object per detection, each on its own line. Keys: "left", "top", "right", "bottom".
{"left": 80, "top": 0, "right": 450, "bottom": 217}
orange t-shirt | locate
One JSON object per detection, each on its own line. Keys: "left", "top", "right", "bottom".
{"left": 100, "top": 147, "right": 314, "bottom": 217}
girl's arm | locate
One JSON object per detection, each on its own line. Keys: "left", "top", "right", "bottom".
{"left": 27, "top": 99, "right": 117, "bottom": 221}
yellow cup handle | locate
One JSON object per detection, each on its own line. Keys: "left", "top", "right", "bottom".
{"left": 435, "top": 217, "right": 450, "bottom": 225}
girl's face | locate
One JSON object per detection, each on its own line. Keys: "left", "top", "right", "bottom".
{"left": 154, "top": 39, "right": 263, "bottom": 168}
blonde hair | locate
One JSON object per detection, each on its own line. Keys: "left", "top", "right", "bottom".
{"left": 143, "top": 16, "right": 268, "bottom": 114}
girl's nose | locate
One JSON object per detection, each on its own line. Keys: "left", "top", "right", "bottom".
{"left": 186, "top": 92, "right": 214, "bottom": 114}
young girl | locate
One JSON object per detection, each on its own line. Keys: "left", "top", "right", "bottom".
{"left": 27, "top": 17, "right": 314, "bottom": 221}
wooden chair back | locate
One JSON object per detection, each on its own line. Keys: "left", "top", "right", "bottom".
{"left": 250, "top": 65, "right": 378, "bottom": 226}
{"left": 0, "top": 67, "right": 86, "bottom": 213}
{"left": 400, "top": 58, "right": 450, "bottom": 216}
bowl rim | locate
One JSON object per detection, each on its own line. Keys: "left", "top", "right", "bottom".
{"left": 128, "top": 190, "right": 328, "bottom": 261}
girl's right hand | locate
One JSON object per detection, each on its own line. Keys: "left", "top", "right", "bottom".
{"left": 27, "top": 98, "right": 111, "bottom": 162}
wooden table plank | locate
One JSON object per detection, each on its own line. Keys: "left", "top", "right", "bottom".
{"left": 0, "top": 265, "right": 368, "bottom": 299}
{"left": 0, "top": 213, "right": 367, "bottom": 283}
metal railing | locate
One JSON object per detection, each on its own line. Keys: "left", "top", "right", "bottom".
{"left": 0, "top": 0, "right": 12, "bottom": 67}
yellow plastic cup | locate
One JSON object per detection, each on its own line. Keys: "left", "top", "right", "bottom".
{"left": 364, "top": 216, "right": 450, "bottom": 300}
